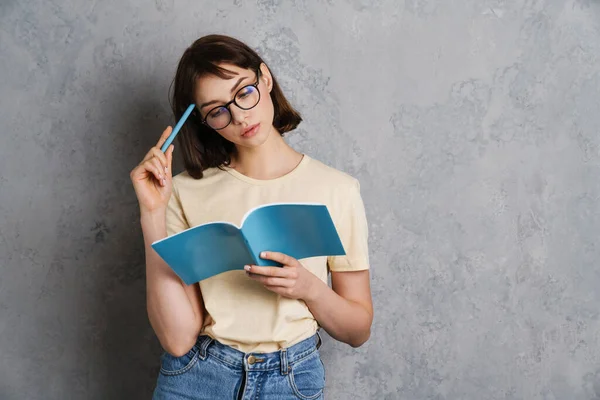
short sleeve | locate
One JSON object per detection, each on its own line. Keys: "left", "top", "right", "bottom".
{"left": 165, "top": 180, "right": 190, "bottom": 237}
{"left": 327, "top": 179, "right": 370, "bottom": 272}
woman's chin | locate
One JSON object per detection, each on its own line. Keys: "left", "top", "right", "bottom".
{"left": 237, "top": 125, "right": 273, "bottom": 147}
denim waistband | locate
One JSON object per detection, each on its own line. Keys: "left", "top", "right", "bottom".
{"left": 192, "top": 330, "right": 323, "bottom": 375}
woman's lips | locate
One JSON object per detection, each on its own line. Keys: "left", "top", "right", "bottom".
{"left": 242, "top": 123, "right": 260, "bottom": 138}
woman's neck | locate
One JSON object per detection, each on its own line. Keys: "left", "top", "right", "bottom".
{"left": 229, "top": 127, "right": 303, "bottom": 180}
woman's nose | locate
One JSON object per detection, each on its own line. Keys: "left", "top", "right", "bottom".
{"left": 229, "top": 105, "right": 249, "bottom": 124}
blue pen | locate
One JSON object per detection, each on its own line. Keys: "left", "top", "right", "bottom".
{"left": 161, "top": 103, "right": 196, "bottom": 153}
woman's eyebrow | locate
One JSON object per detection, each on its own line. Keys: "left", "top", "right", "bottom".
{"left": 199, "top": 76, "right": 250, "bottom": 110}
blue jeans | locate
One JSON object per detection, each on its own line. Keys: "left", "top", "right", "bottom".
{"left": 152, "top": 331, "right": 325, "bottom": 399}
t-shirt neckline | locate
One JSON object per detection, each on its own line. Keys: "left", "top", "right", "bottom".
{"left": 223, "top": 154, "right": 310, "bottom": 185}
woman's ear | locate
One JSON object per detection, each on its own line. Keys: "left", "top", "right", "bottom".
{"left": 259, "top": 62, "right": 273, "bottom": 93}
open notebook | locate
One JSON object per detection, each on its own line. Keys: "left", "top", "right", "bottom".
{"left": 151, "top": 203, "right": 346, "bottom": 284}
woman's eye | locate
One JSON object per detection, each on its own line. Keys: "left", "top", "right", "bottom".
{"left": 237, "top": 87, "right": 253, "bottom": 98}
{"left": 210, "top": 108, "right": 224, "bottom": 118}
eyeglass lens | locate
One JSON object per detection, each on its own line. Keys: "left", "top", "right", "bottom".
{"left": 205, "top": 85, "right": 260, "bottom": 130}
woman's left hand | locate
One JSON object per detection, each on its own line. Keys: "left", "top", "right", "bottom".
{"left": 244, "top": 251, "right": 321, "bottom": 301}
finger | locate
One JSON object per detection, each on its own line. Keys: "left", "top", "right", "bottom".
{"left": 150, "top": 157, "right": 165, "bottom": 178}
{"left": 142, "top": 127, "right": 173, "bottom": 163}
{"left": 142, "top": 147, "right": 155, "bottom": 163}
{"left": 150, "top": 158, "right": 166, "bottom": 185}
{"left": 165, "top": 144, "right": 174, "bottom": 176}
{"left": 262, "top": 285, "right": 294, "bottom": 298}
{"left": 130, "top": 164, "right": 145, "bottom": 181}
{"left": 143, "top": 159, "right": 163, "bottom": 183}
{"left": 156, "top": 126, "right": 173, "bottom": 150}
{"left": 244, "top": 265, "right": 291, "bottom": 277}
{"left": 259, "top": 251, "right": 297, "bottom": 266}
{"left": 148, "top": 147, "right": 169, "bottom": 171}
{"left": 247, "top": 274, "right": 293, "bottom": 287}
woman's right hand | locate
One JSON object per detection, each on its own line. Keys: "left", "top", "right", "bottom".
{"left": 130, "top": 126, "right": 176, "bottom": 216}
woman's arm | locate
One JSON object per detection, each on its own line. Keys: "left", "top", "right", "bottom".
{"left": 142, "top": 212, "right": 205, "bottom": 357}
{"left": 304, "top": 270, "right": 372, "bottom": 348}
{"left": 245, "top": 252, "right": 373, "bottom": 348}
{"left": 302, "top": 178, "right": 372, "bottom": 346}
{"left": 129, "top": 127, "right": 203, "bottom": 356}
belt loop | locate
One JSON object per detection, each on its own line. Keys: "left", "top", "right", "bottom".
{"left": 316, "top": 329, "right": 323, "bottom": 350}
{"left": 198, "top": 335, "right": 213, "bottom": 360}
{"left": 280, "top": 348, "right": 289, "bottom": 375}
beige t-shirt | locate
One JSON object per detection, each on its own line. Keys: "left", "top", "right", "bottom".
{"left": 165, "top": 154, "right": 370, "bottom": 353}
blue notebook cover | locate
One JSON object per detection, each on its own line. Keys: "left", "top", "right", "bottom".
{"left": 151, "top": 203, "right": 346, "bottom": 284}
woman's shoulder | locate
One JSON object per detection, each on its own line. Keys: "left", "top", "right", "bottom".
{"left": 304, "top": 154, "right": 360, "bottom": 189}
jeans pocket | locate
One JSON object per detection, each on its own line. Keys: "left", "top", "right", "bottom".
{"left": 159, "top": 345, "right": 201, "bottom": 376}
{"left": 287, "top": 351, "right": 325, "bottom": 400}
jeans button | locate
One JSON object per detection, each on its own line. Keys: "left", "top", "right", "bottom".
{"left": 248, "top": 355, "right": 256, "bottom": 365}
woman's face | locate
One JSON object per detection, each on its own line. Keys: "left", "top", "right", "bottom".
{"left": 194, "top": 63, "right": 275, "bottom": 148}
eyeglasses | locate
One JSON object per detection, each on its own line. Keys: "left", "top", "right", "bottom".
{"left": 201, "top": 69, "right": 262, "bottom": 130}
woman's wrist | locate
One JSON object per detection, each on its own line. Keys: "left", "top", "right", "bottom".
{"left": 140, "top": 210, "right": 167, "bottom": 243}
{"left": 140, "top": 208, "right": 166, "bottom": 223}
{"left": 304, "top": 275, "right": 328, "bottom": 304}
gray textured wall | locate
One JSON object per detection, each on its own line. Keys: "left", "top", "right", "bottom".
{"left": 1, "top": 0, "right": 599, "bottom": 399}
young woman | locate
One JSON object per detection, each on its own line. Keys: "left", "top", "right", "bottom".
{"left": 130, "top": 34, "right": 373, "bottom": 399}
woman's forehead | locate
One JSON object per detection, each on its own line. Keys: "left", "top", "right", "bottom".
{"left": 194, "top": 64, "right": 253, "bottom": 100}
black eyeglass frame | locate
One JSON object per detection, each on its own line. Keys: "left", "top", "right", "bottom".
{"left": 200, "top": 68, "right": 262, "bottom": 130}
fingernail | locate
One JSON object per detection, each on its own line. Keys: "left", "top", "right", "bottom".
{"left": 261, "top": 252, "right": 266, "bottom": 257}
{"left": 244, "top": 265, "right": 251, "bottom": 271}
{"left": 164, "top": 166, "right": 168, "bottom": 172}
{"left": 162, "top": 179, "right": 166, "bottom": 185}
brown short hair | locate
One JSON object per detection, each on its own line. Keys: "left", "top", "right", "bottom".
{"left": 169, "top": 34, "right": 302, "bottom": 179}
